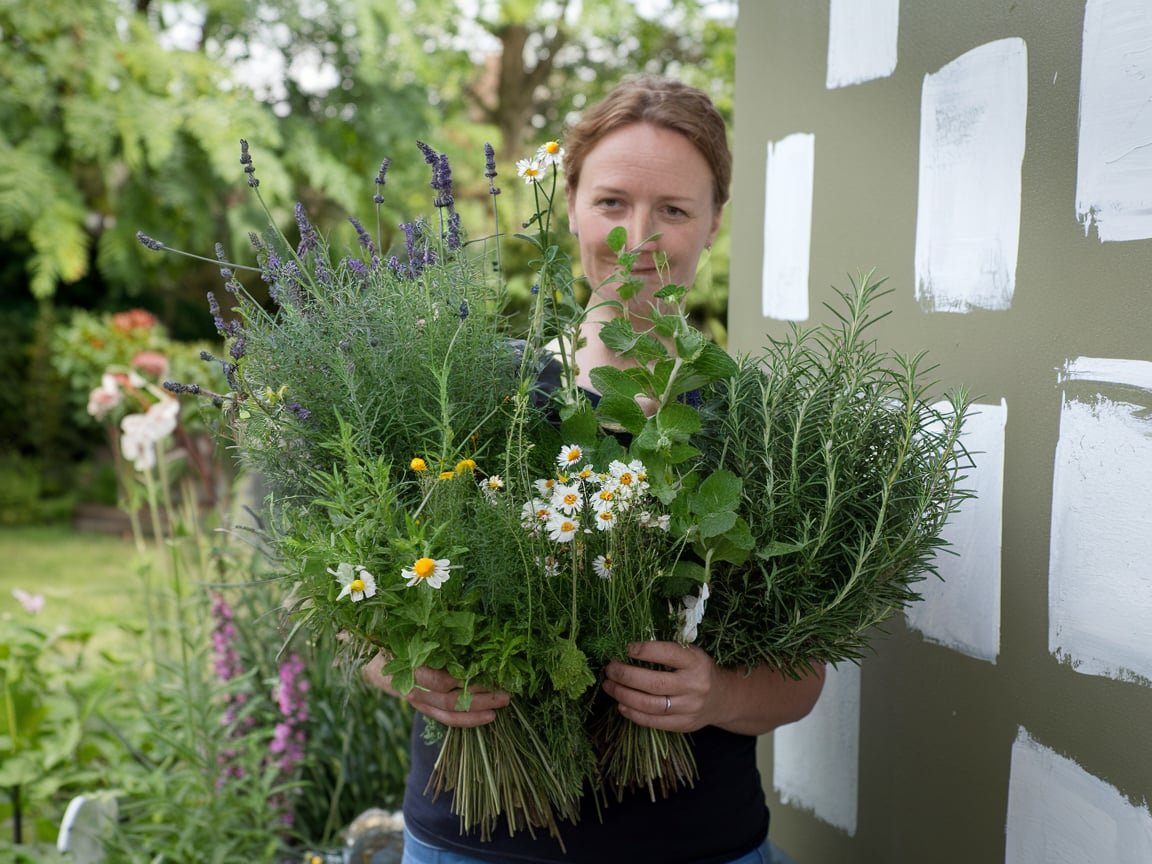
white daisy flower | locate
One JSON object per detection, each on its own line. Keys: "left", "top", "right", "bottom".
{"left": 546, "top": 514, "right": 580, "bottom": 543}
{"left": 536, "top": 140, "right": 565, "bottom": 167}
{"left": 593, "top": 507, "right": 616, "bottom": 531}
{"left": 552, "top": 483, "right": 582, "bottom": 516}
{"left": 593, "top": 554, "right": 613, "bottom": 580}
{"left": 401, "top": 557, "right": 455, "bottom": 589}
{"left": 330, "top": 562, "right": 378, "bottom": 602}
{"left": 556, "top": 444, "right": 584, "bottom": 469}
{"left": 516, "top": 157, "right": 547, "bottom": 184}
{"left": 534, "top": 477, "right": 558, "bottom": 496}
{"left": 536, "top": 555, "right": 561, "bottom": 578}
{"left": 521, "top": 498, "right": 553, "bottom": 529}
{"left": 591, "top": 488, "right": 616, "bottom": 513}
{"left": 479, "top": 474, "right": 504, "bottom": 502}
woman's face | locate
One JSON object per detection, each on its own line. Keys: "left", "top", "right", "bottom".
{"left": 566, "top": 123, "right": 722, "bottom": 309}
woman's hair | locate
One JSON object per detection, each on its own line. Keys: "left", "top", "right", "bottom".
{"left": 563, "top": 76, "right": 731, "bottom": 209}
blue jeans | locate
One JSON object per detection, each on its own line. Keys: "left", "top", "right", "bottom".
{"left": 401, "top": 827, "right": 781, "bottom": 864}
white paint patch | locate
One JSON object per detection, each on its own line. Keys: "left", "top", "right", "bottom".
{"left": 913, "top": 39, "right": 1028, "bottom": 313}
{"left": 1006, "top": 728, "right": 1152, "bottom": 864}
{"left": 761, "top": 133, "right": 814, "bottom": 321}
{"left": 1075, "top": 0, "right": 1152, "bottom": 242}
{"left": 1049, "top": 358, "right": 1152, "bottom": 684}
{"left": 772, "top": 661, "right": 859, "bottom": 835}
{"left": 826, "top": 0, "right": 900, "bottom": 89}
{"left": 906, "top": 399, "right": 1006, "bottom": 663}
{"left": 1061, "top": 356, "right": 1152, "bottom": 391}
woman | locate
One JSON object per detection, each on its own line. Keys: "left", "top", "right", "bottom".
{"left": 364, "top": 76, "right": 826, "bottom": 864}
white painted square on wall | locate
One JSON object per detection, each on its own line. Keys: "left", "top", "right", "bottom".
{"left": 761, "top": 133, "right": 814, "bottom": 321}
{"left": 1049, "top": 357, "right": 1152, "bottom": 684}
{"left": 1006, "top": 728, "right": 1152, "bottom": 863}
{"left": 1076, "top": 0, "right": 1152, "bottom": 242}
{"left": 906, "top": 399, "right": 1006, "bottom": 663}
{"left": 826, "top": 0, "right": 900, "bottom": 89}
{"left": 914, "top": 39, "right": 1028, "bottom": 313}
{"left": 772, "top": 661, "right": 859, "bottom": 835}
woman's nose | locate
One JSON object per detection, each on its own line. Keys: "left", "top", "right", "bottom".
{"left": 628, "top": 211, "right": 657, "bottom": 250}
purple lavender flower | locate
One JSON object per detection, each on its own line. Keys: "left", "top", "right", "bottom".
{"left": 416, "top": 140, "right": 438, "bottom": 167}
{"left": 343, "top": 257, "right": 369, "bottom": 281}
{"left": 373, "top": 158, "right": 391, "bottom": 205}
{"left": 136, "top": 231, "right": 164, "bottom": 251}
{"left": 295, "top": 202, "right": 319, "bottom": 257}
{"left": 287, "top": 402, "right": 312, "bottom": 421}
{"left": 348, "top": 215, "right": 376, "bottom": 254}
{"left": 239, "top": 139, "right": 259, "bottom": 188}
{"left": 207, "top": 291, "right": 226, "bottom": 334}
{"left": 214, "top": 242, "right": 234, "bottom": 281}
{"left": 446, "top": 209, "right": 461, "bottom": 252}
{"left": 434, "top": 153, "right": 454, "bottom": 209}
{"left": 484, "top": 143, "right": 501, "bottom": 196}
{"left": 229, "top": 337, "right": 246, "bottom": 360}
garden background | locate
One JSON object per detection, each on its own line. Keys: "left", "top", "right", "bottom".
{"left": 0, "top": 1, "right": 736, "bottom": 860}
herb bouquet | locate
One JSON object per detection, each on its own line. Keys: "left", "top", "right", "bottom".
{"left": 148, "top": 135, "right": 972, "bottom": 848}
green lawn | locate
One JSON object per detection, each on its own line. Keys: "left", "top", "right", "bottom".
{"left": 0, "top": 525, "right": 152, "bottom": 639}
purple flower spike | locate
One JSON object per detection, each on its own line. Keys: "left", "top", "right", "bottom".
{"left": 239, "top": 139, "right": 259, "bottom": 188}
{"left": 484, "top": 143, "right": 501, "bottom": 196}
{"left": 136, "top": 231, "right": 164, "bottom": 251}
{"left": 295, "top": 202, "right": 319, "bottom": 257}
{"left": 373, "top": 158, "right": 391, "bottom": 205}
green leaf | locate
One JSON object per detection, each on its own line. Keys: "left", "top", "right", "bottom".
{"left": 599, "top": 318, "right": 668, "bottom": 364}
{"left": 596, "top": 394, "right": 647, "bottom": 436}
{"left": 690, "top": 469, "right": 742, "bottom": 514}
{"left": 588, "top": 365, "right": 646, "bottom": 399}
{"left": 697, "top": 508, "right": 736, "bottom": 538}
{"left": 757, "top": 540, "right": 809, "bottom": 559}
{"left": 559, "top": 405, "right": 600, "bottom": 446}
{"left": 606, "top": 226, "right": 628, "bottom": 253}
{"left": 655, "top": 401, "right": 701, "bottom": 441}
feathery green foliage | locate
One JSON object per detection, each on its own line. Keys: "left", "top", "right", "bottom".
{"left": 694, "top": 274, "right": 973, "bottom": 674}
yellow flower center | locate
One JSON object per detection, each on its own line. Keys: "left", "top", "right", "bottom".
{"left": 561, "top": 521, "right": 575, "bottom": 532}
{"left": 350, "top": 578, "right": 365, "bottom": 592}
{"left": 563, "top": 493, "right": 579, "bottom": 507}
{"left": 598, "top": 490, "right": 614, "bottom": 502}
{"left": 544, "top": 141, "right": 561, "bottom": 154}
{"left": 599, "top": 511, "right": 613, "bottom": 522}
{"left": 413, "top": 558, "right": 437, "bottom": 579}
{"left": 619, "top": 473, "right": 633, "bottom": 485}
{"left": 565, "top": 449, "right": 582, "bottom": 462}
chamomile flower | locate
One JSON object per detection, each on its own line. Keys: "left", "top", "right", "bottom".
{"left": 552, "top": 483, "right": 582, "bottom": 516}
{"left": 479, "top": 474, "right": 504, "bottom": 502}
{"left": 536, "top": 555, "right": 561, "bottom": 578}
{"left": 516, "top": 157, "right": 546, "bottom": 184}
{"left": 330, "top": 562, "right": 378, "bottom": 602}
{"left": 402, "top": 556, "right": 455, "bottom": 589}
{"left": 573, "top": 465, "right": 595, "bottom": 483}
{"left": 534, "top": 477, "right": 558, "bottom": 496}
{"left": 536, "top": 140, "right": 565, "bottom": 167}
{"left": 592, "top": 487, "right": 616, "bottom": 512}
{"left": 521, "top": 498, "right": 553, "bottom": 529}
{"left": 546, "top": 514, "right": 580, "bottom": 543}
{"left": 593, "top": 507, "right": 617, "bottom": 531}
{"left": 557, "top": 444, "right": 584, "bottom": 469}
{"left": 593, "top": 554, "right": 613, "bottom": 579}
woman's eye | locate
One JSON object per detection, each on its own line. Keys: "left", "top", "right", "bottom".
{"left": 597, "top": 198, "right": 621, "bottom": 209}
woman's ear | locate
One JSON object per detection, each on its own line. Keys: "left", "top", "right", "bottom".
{"left": 566, "top": 187, "right": 579, "bottom": 236}
{"left": 708, "top": 205, "right": 724, "bottom": 247}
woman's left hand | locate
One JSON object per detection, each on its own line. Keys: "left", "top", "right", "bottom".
{"left": 601, "top": 640, "right": 827, "bottom": 737}
{"left": 601, "top": 641, "right": 721, "bottom": 733}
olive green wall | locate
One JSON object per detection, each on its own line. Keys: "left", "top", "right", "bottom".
{"left": 729, "top": 3, "right": 1152, "bottom": 862}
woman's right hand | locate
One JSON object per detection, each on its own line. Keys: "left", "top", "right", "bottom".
{"left": 362, "top": 652, "right": 510, "bottom": 728}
